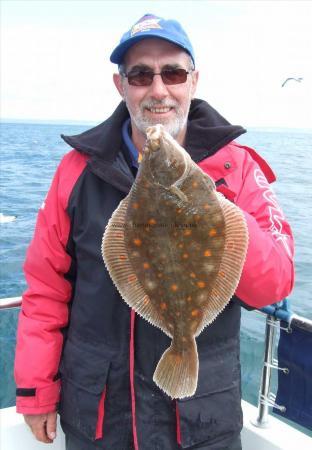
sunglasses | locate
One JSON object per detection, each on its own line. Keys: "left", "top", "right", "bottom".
{"left": 123, "top": 68, "right": 193, "bottom": 87}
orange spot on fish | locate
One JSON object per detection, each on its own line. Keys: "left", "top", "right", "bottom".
{"left": 191, "top": 309, "right": 200, "bottom": 317}
{"left": 209, "top": 228, "right": 217, "bottom": 237}
{"left": 182, "top": 253, "right": 189, "bottom": 259}
{"left": 192, "top": 181, "right": 198, "bottom": 188}
{"left": 190, "top": 272, "right": 196, "bottom": 278}
{"left": 194, "top": 214, "right": 201, "bottom": 222}
{"left": 148, "top": 218, "right": 156, "bottom": 225}
{"left": 133, "top": 238, "right": 142, "bottom": 246}
{"left": 219, "top": 271, "right": 226, "bottom": 278}
{"left": 197, "top": 281, "right": 206, "bottom": 289}
{"left": 138, "top": 153, "right": 143, "bottom": 163}
{"left": 157, "top": 273, "right": 163, "bottom": 278}
{"left": 132, "top": 202, "right": 140, "bottom": 209}
{"left": 143, "top": 262, "right": 150, "bottom": 269}
{"left": 119, "top": 255, "right": 127, "bottom": 261}
{"left": 143, "top": 296, "right": 149, "bottom": 305}
{"left": 204, "top": 203, "right": 209, "bottom": 210}
{"left": 160, "top": 302, "right": 167, "bottom": 310}
{"left": 183, "top": 229, "right": 192, "bottom": 236}
{"left": 174, "top": 354, "right": 183, "bottom": 362}
{"left": 204, "top": 250, "right": 212, "bottom": 257}
{"left": 176, "top": 208, "right": 182, "bottom": 214}
{"left": 187, "top": 296, "right": 192, "bottom": 302}
{"left": 171, "top": 284, "right": 178, "bottom": 292}
{"left": 178, "top": 243, "right": 184, "bottom": 248}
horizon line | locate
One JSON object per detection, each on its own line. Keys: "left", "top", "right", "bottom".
{"left": 1, "top": 118, "right": 312, "bottom": 132}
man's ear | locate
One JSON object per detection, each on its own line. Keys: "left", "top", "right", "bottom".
{"left": 191, "top": 70, "right": 199, "bottom": 99}
{"left": 113, "top": 73, "right": 125, "bottom": 99}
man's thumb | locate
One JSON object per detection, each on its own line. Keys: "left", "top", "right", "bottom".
{"left": 46, "top": 411, "right": 57, "bottom": 440}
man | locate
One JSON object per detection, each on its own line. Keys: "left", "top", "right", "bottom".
{"left": 14, "top": 14, "right": 294, "bottom": 450}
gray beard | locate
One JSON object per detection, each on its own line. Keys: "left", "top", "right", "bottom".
{"left": 132, "top": 113, "right": 187, "bottom": 138}
{"left": 126, "top": 99, "right": 190, "bottom": 139}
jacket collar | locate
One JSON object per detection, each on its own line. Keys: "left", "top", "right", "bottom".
{"left": 61, "top": 98, "right": 246, "bottom": 164}
{"left": 185, "top": 99, "right": 246, "bottom": 162}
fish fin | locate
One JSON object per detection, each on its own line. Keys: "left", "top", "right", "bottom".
{"left": 198, "top": 193, "right": 249, "bottom": 334}
{"left": 153, "top": 336, "right": 198, "bottom": 399}
{"left": 101, "top": 197, "right": 170, "bottom": 336}
{"left": 169, "top": 185, "right": 188, "bottom": 202}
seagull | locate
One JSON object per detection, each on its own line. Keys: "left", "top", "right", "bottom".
{"left": 281, "top": 77, "right": 303, "bottom": 87}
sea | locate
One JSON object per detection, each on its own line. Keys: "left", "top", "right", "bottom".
{"left": 1, "top": 121, "right": 311, "bottom": 435}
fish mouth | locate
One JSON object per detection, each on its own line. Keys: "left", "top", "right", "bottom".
{"left": 145, "top": 124, "right": 163, "bottom": 152}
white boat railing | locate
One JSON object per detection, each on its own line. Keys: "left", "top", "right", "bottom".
{"left": 0, "top": 296, "right": 22, "bottom": 309}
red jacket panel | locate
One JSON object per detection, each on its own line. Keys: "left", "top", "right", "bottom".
{"left": 198, "top": 142, "right": 294, "bottom": 307}
{"left": 14, "top": 150, "right": 88, "bottom": 414}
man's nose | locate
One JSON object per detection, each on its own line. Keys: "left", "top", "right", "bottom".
{"left": 148, "top": 74, "right": 169, "bottom": 99}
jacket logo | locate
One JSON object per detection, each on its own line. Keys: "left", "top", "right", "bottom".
{"left": 254, "top": 168, "right": 292, "bottom": 258}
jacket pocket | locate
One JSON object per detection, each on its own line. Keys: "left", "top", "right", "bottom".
{"left": 59, "top": 338, "right": 110, "bottom": 441}
{"left": 177, "top": 339, "right": 242, "bottom": 448}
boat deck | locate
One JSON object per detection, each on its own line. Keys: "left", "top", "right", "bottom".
{"left": 1, "top": 401, "right": 311, "bottom": 450}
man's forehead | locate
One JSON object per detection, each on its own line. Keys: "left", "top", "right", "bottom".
{"left": 123, "top": 38, "right": 191, "bottom": 68}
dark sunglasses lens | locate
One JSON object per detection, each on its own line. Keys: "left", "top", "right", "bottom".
{"left": 127, "top": 69, "right": 189, "bottom": 86}
{"left": 161, "top": 69, "right": 188, "bottom": 85}
{"left": 128, "top": 71, "right": 154, "bottom": 86}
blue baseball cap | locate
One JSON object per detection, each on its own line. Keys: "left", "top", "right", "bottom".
{"left": 110, "top": 14, "right": 195, "bottom": 66}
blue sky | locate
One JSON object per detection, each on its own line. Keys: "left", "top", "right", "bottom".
{"left": 1, "top": 0, "right": 311, "bottom": 128}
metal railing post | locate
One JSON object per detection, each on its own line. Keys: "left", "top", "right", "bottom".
{"left": 252, "top": 314, "right": 278, "bottom": 427}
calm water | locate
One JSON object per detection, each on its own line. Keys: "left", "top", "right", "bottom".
{"left": 1, "top": 122, "right": 311, "bottom": 434}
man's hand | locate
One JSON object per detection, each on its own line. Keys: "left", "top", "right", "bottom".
{"left": 24, "top": 412, "right": 57, "bottom": 443}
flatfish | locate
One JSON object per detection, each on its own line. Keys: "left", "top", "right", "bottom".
{"left": 101, "top": 124, "right": 248, "bottom": 398}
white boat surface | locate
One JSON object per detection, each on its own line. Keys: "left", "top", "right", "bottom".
{"left": 1, "top": 401, "right": 311, "bottom": 450}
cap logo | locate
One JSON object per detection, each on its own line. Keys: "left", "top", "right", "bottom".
{"left": 131, "top": 18, "right": 162, "bottom": 36}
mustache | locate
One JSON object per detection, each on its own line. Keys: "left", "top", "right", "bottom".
{"left": 140, "top": 99, "right": 178, "bottom": 109}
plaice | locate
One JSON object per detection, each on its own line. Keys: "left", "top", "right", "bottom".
{"left": 102, "top": 124, "right": 248, "bottom": 399}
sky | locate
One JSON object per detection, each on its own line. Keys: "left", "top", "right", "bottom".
{"left": 1, "top": 0, "right": 312, "bottom": 128}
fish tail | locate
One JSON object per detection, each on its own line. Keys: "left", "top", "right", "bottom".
{"left": 153, "top": 337, "right": 198, "bottom": 399}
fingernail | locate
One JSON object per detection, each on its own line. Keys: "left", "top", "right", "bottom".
{"left": 48, "top": 432, "right": 56, "bottom": 439}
